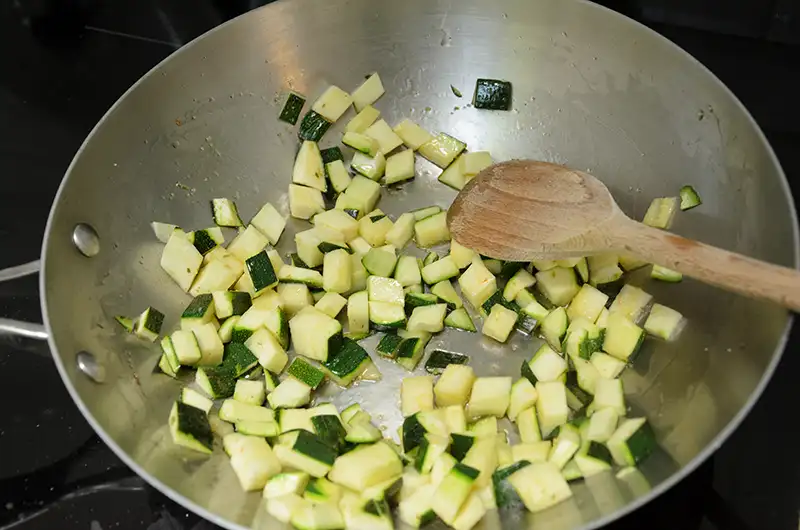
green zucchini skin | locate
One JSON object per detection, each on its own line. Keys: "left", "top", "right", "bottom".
{"left": 279, "top": 92, "right": 306, "bottom": 125}
{"left": 473, "top": 78, "right": 512, "bottom": 110}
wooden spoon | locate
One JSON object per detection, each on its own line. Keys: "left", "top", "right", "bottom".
{"left": 447, "top": 160, "right": 800, "bottom": 311}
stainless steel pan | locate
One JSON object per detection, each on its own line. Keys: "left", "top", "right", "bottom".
{"left": 3, "top": 0, "right": 796, "bottom": 528}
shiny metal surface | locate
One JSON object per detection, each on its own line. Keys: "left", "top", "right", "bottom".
{"left": 33, "top": 0, "right": 797, "bottom": 528}
{"left": 72, "top": 223, "right": 101, "bottom": 257}
{"left": 76, "top": 350, "right": 107, "bottom": 383}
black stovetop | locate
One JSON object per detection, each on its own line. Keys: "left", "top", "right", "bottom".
{"left": 1, "top": 1, "right": 799, "bottom": 529}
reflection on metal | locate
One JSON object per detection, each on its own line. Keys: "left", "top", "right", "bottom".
{"left": 72, "top": 223, "right": 100, "bottom": 257}
{"left": 76, "top": 351, "right": 106, "bottom": 383}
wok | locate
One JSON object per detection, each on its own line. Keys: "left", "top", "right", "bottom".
{"left": 2, "top": 0, "right": 796, "bottom": 528}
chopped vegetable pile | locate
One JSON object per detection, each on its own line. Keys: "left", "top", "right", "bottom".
{"left": 119, "top": 73, "right": 702, "bottom": 530}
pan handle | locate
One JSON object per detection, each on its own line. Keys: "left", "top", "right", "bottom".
{"left": 0, "top": 260, "right": 48, "bottom": 341}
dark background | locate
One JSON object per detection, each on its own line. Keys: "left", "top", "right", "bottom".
{"left": 0, "top": 0, "right": 798, "bottom": 529}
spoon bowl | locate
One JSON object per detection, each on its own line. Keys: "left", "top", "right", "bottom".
{"left": 447, "top": 159, "right": 800, "bottom": 311}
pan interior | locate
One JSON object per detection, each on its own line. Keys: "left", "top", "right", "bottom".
{"left": 41, "top": 0, "right": 796, "bottom": 528}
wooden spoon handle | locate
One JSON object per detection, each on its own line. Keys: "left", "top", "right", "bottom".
{"left": 615, "top": 220, "right": 800, "bottom": 311}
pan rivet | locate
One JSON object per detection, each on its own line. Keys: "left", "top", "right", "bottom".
{"left": 76, "top": 351, "right": 105, "bottom": 383}
{"left": 72, "top": 224, "right": 100, "bottom": 257}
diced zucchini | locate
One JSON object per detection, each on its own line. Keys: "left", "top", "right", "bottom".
{"left": 423, "top": 252, "right": 439, "bottom": 266}
{"left": 606, "top": 417, "right": 656, "bottom": 466}
{"left": 460, "top": 151, "right": 493, "bottom": 178}
{"left": 278, "top": 265, "right": 324, "bottom": 289}
{"left": 172, "top": 329, "right": 203, "bottom": 366}
{"left": 264, "top": 371, "right": 281, "bottom": 392}
{"left": 407, "top": 303, "right": 447, "bottom": 334}
{"left": 343, "top": 131, "right": 380, "bottom": 156}
{"left": 521, "top": 341, "right": 569, "bottom": 388}
{"left": 342, "top": 288, "right": 370, "bottom": 337}
{"left": 181, "top": 387, "right": 213, "bottom": 413}
{"left": 482, "top": 304, "right": 518, "bottom": 343}
{"left": 590, "top": 351, "right": 627, "bottom": 379}
{"left": 233, "top": 379, "right": 265, "bottom": 406}
{"left": 267, "top": 377, "right": 312, "bottom": 409}
{"left": 516, "top": 406, "right": 541, "bottom": 443}
{"left": 220, "top": 342, "right": 258, "bottom": 377}
{"left": 345, "top": 105, "right": 380, "bottom": 133}
{"left": 643, "top": 196, "right": 679, "bottom": 229}
{"left": 618, "top": 253, "right": 648, "bottom": 272}
{"left": 351, "top": 151, "right": 386, "bottom": 181}
{"left": 535, "top": 267, "right": 580, "bottom": 306}
{"left": 278, "top": 409, "right": 314, "bottom": 433}
{"left": 298, "top": 110, "right": 332, "bottom": 142}
{"left": 507, "top": 378, "right": 538, "bottom": 421}
{"left": 212, "top": 291, "right": 251, "bottom": 320}
{"left": 425, "top": 349, "right": 469, "bottom": 375}
{"left": 540, "top": 306, "right": 568, "bottom": 350}
{"left": 418, "top": 133, "right": 467, "bottom": 169}
{"left": 325, "top": 159, "right": 352, "bottom": 194}
{"left": 567, "top": 283, "right": 609, "bottom": 323}
{"left": 680, "top": 185, "right": 702, "bottom": 210}
{"left": 390, "top": 255, "right": 419, "bottom": 287}
{"left": 587, "top": 253, "right": 623, "bottom": 287}
{"left": 467, "top": 377, "right": 512, "bottom": 419}
{"left": 586, "top": 407, "right": 619, "bottom": 443}
{"left": 548, "top": 423, "right": 581, "bottom": 469}
{"left": 434, "top": 364, "right": 475, "bottom": 407}
{"left": 361, "top": 248, "right": 396, "bottom": 278}
{"left": 492, "top": 460, "right": 531, "bottom": 509}
{"left": 322, "top": 337, "right": 374, "bottom": 387}
{"left": 609, "top": 284, "right": 653, "bottom": 323}
{"left": 384, "top": 149, "right": 416, "bottom": 185}
{"left": 460, "top": 435, "right": 498, "bottom": 488}
{"left": 188, "top": 228, "right": 224, "bottom": 256}
{"left": 573, "top": 441, "right": 613, "bottom": 477}
{"left": 244, "top": 328, "right": 288, "bottom": 373}
{"left": 169, "top": 401, "right": 213, "bottom": 454}
{"left": 115, "top": 315, "right": 134, "bottom": 333}
{"left": 508, "top": 462, "right": 572, "bottom": 512}
{"left": 401, "top": 375, "right": 435, "bottom": 417}
{"left": 473, "top": 78, "right": 512, "bottom": 110}
{"left": 314, "top": 292, "right": 347, "bottom": 319}
{"left": 275, "top": 430, "right": 338, "bottom": 477}
{"left": 287, "top": 357, "right": 326, "bottom": 389}
{"left": 443, "top": 405, "right": 468, "bottom": 435}
{"left": 249, "top": 202, "right": 286, "bottom": 245}
{"left": 430, "top": 281, "right": 462, "bottom": 310}
{"left": 265, "top": 493, "right": 305, "bottom": 524}
{"left": 593, "top": 377, "right": 626, "bottom": 416}
{"left": 395, "top": 335, "right": 429, "bottom": 371}
{"left": 328, "top": 441, "right": 403, "bottom": 492}
{"left": 416, "top": 433, "right": 451, "bottom": 474}
{"left": 511, "top": 441, "right": 551, "bottom": 464}
{"left": 336, "top": 176, "right": 381, "bottom": 219}
{"left": 374, "top": 333, "right": 401, "bottom": 359}
{"left": 289, "top": 184, "right": 326, "bottom": 220}
{"left": 468, "top": 416, "right": 498, "bottom": 437}
{"left": 536, "top": 381, "right": 568, "bottom": 438}
{"left": 322, "top": 249, "right": 352, "bottom": 294}
{"left": 394, "top": 119, "right": 433, "bottom": 150}
{"left": 449, "top": 433, "right": 475, "bottom": 461}
{"left": 603, "top": 313, "right": 645, "bottom": 361}
{"left": 644, "top": 303, "right": 684, "bottom": 340}
{"left": 151, "top": 221, "right": 180, "bottom": 243}
{"left": 279, "top": 91, "right": 305, "bottom": 124}
{"left": 312, "top": 85, "right": 352, "bottom": 122}
{"left": 411, "top": 205, "right": 442, "bottom": 221}
{"left": 244, "top": 250, "right": 278, "bottom": 295}
{"left": 134, "top": 306, "right": 164, "bottom": 342}
{"left": 189, "top": 259, "right": 240, "bottom": 297}
{"left": 289, "top": 306, "right": 343, "bottom": 362}
{"left": 218, "top": 399, "right": 275, "bottom": 424}
{"left": 449, "top": 240, "right": 476, "bottom": 269}
{"left": 365, "top": 119, "right": 404, "bottom": 155}
{"left": 263, "top": 472, "right": 310, "bottom": 499}
{"left": 193, "top": 322, "right": 224, "bottom": 365}
{"left": 482, "top": 259, "right": 503, "bottom": 275}
{"left": 209, "top": 198, "right": 242, "bottom": 228}
{"left": 458, "top": 259, "right": 497, "bottom": 308}
{"left": 311, "top": 415, "right": 347, "bottom": 452}
{"left": 367, "top": 275, "right": 404, "bottom": 305}
{"left": 292, "top": 141, "right": 327, "bottom": 192}
{"left": 414, "top": 211, "right": 450, "bottom": 247}
{"left": 502, "top": 268, "right": 536, "bottom": 303}
{"left": 441, "top": 308, "right": 474, "bottom": 333}
{"left": 351, "top": 73, "right": 385, "bottom": 112}
{"left": 651, "top": 264, "right": 683, "bottom": 282}
{"left": 421, "top": 256, "right": 459, "bottom": 285}
{"left": 160, "top": 232, "right": 203, "bottom": 291}
{"left": 432, "top": 463, "right": 479, "bottom": 524}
